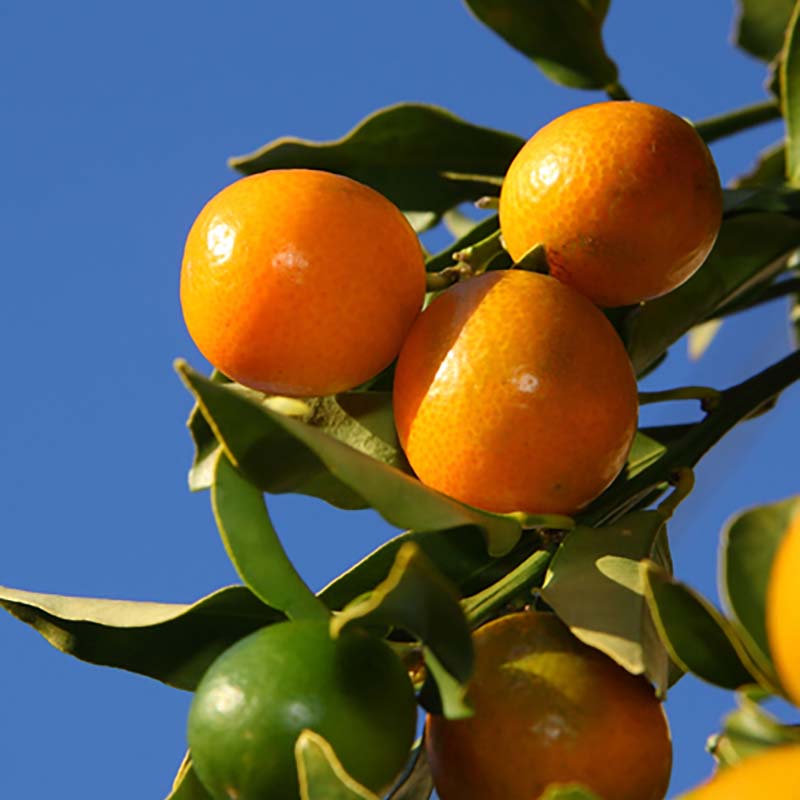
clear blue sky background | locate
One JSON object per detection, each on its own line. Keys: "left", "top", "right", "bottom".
{"left": 0, "top": 2, "right": 798, "bottom": 798}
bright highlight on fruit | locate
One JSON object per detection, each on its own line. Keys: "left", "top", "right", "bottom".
{"left": 180, "top": 168, "right": 426, "bottom": 396}
{"left": 425, "top": 611, "right": 672, "bottom": 800}
{"left": 766, "top": 509, "right": 800, "bottom": 706}
{"left": 392, "top": 269, "right": 638, "bottom": 515}
{"left": 499, "top": 101, "right": 723, "bottom": 307}
{"left": 187, "top": 620, "right": 417, "bottom": 800}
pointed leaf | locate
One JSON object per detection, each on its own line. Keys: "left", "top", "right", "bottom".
{"left": 0, "top": 584, "right": 281, "bottom": 690}
{"left": 627, "top": 213, "right": 800, "bottom": 375}
{"left": 733, "top": 141, "right": 787, "bottom": 189}
{"left": 332, "top": 543, "right": 473, "bottom": 689}
{"left": 462, "top": 0, "right": 618, "bottom": 89}
{"left": 212, "top": 451, "right": 329, "bottom": 621}
{"left": 643, "top": 562, "right": 759, "bottom": 690}
{"left": 387, "top": 745, "right": 434, "bottom": 800}
{"left": 720, "top": 496, "right": 800, "bottom": 684}
{"left": 420, "top": 646, "right": 473, "bottom": 720}
{"left": 230, "top": 103, "right": 522, "bottom": 216}
{"left": 736, "top": 0, "right": 797, "bottom": 62}
{"left": 782, "top": 1, "right": 800, "bottom": 185}
{"left": 178, "top": 361, "right": 523, "bottom": 557}
{"left": 541, "top": 511, "right": 672, "bottom": 693}
{"left": 165, "top": 755, "right": 213, "bottom": 800}
{"left": 295, "top": 730, "right": 379, "bottom": 800}
{"left": 625, "top": 430, "right": 668, "bottom": 479}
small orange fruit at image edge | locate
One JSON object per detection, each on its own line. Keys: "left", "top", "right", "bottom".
{"left": 499, "top": 101, "right": 723, "bottom": 307}
{"left": 180, "top": 168, "right": 426, "bottom": 396}
{"left": 425, "top": 611, "right": 672, "bottom": 800}
{"left": 392, "top": 269, "right": 638, "bottom": 516}
{"left": 679, "top": 743, "right": 800, "bottom": 798}
{"left": 766, "top": 507, "right": 800, "bottom": 706}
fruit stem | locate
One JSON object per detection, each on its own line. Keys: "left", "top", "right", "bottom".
{"left": 657, "top": 468, "right": 696, "bottom": 519}
{"left": 605, "top": 81, "right": 632, "bottom": 101}
{"left": 638, "top": 385, "right": 722, "bottom": 411}
{"left": 452, "top": 228, "right": 506, "bottom": 276}
{"left": 475, "top": 196, "right": 500, "bottom": 210}
{"left": 462, "top": 547, "right": 554, "bottom": 628}
{"left": 694, "top": 99, "right": 782, "bottom": 144}
{"left": 425, "top": 263, "right": 472, "bottom": 291}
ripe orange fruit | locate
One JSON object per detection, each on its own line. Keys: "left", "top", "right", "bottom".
{"left": 181, "top": 169, "right": 426, "bottom": 396}
{"left": 392, "top": 269, "right": 638, "bottom": 515}
{"left": 187, "top": 620, "right": 417, "bottom": 799}
{"left": 680, "top": 744, "right": 800, "bottom": 798}
{"left": 499, "top": 101, "right": 723, "bottom": 307}
{"left": 425, "top": 611, "right": 672, "bottom": 800}
{"left": 766, "top": 509, "right": 800, "bottom": 706}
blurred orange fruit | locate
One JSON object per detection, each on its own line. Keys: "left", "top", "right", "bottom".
{"left": 766, "top": 508, "right": 800, "bottom": 706}
{"left": 181, "top": 169, "right": 425, "bottom": 396}
{"left": 392, "top": 269, "right": 638, "bottom": 515}
{"left": 680, "top": 744, "right": 800, "bottom": 798}
{"left": 499, "top": 101, "right": 723, "bottom": 307}
{"left": 426, "top": 611, "right": 672, "bottom": 800}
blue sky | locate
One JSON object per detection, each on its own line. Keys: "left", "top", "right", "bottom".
{"left": 0, "top": 2, "right": 798, "bottom": 798}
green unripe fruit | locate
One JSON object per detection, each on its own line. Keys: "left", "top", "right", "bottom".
{"left": 187, "top": 619, "right": 417, "bottom": 799}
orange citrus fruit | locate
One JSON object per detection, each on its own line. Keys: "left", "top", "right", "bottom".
{"left": 499, "top": 101, "right": 723, "bottom": 307}
{"left": 187, "top": 620, "right": 417, "bottom": 799}
{"left": 392, "top": 269, "right": 638, "bottom": 515}
{"left": 680, "top": 744, "right": 800, "bottom": 798}
{"left": 181, "top": 169, "right": 426, "bottom": 396}
{"left": 425, "top": 611, "right": 672, "bottom": 800}
{"left": 766, "top": 508, "right": 800, "bottom": 706}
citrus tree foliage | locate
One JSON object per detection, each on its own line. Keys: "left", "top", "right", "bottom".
{"left": 4, "top": 2, "right": 800, "bottom": 799}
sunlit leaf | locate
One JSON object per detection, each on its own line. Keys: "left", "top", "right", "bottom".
{"left": 230, "top": 103, "right": 523, "bottom": 217}
{"left": 538, "top": 785, "right": 602, "bottom": 800}
{"left": 688, "top": 319, "right": 724, "bottom": 361}
{"left": 164, "top": 754, "right": 213, "bottom": 800}
{"left": 295, "top": 730, "right": 379, "bottom": 800}
{"left": 643, "top": 562, "right": 760, "bottom": 690}
{"left": 0, "top": 584, "right": 281, "bottom": 690}
{"left": 462, "top": 0, "right": 618, "bottom": 89}
{"left": 178, "top": 362, "right": 523, "bottom": 557}
{"left": 720, "top": 496, "right": 800, "bottom": 687}
{"left": 735, "top": 0, "right": 797, "bottom": 62}
{"left": 781, "top": 0, "right": 800, "bottom": 185}
{"left": 541, "top": 511, "right": 672, "bottom": 693}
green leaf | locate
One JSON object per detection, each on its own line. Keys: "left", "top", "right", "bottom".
{"left": 537, "top": 785, "right": 602, "bottom": 800}
{"left": 212, "top": 451, "right": 329, "bottom": 621}
{"left": 708, "top": 695, "right": 800, "bottom": 768}
{"left": 541, "top": 511, "right": 672, "bottom": 694}
{"left": 387, "top": 745, "right": 434, "bottom": 800}
{"left": 735, "top": 0, "right": 797, "bottom": 62}
{"left": 643, "top": 562, "right": 759, "bottom": 690}
{"left": 625, "top": 431, "right": 668, "bottom": 479}
{"left": 295, "top": 730, "right": 379, "bottom": 800}
{"left": 462, "top": 0, "right": 618, "bottom": 89}
{"left": 782, "top": 1, "right": 800, "bottom": 185}
{"left": 627, "top": 213, "right": 800, "bottom": 376}
{"left": 164, "top": 754, "right": 213, "bottom": 800}
{"left": 733, "top": 141, "right": 787, "bottom": 189}
{"left": 178, "top": 361, "right": 523, "bottom": 557}
{"left": 230, "top": 103, "right": 522, "bottom": 217}
{"left": 0, "top": 584, "right": 281, "bottom": 690}
{"left": 332, "top": 543, "right": 473, "bottom": 707}
{"left": 720, "top": 496, "right": 800, "bottom": 688}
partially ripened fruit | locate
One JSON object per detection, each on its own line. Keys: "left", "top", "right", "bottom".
{"left": 426, "top": 611, "right": 672, "bottom": 800}
{"left": 499, "top": 101, "right": 722, "bottom": 307}
{"left": 766, "top": 507, "right": 800, "bottom": 706}
{"left": 187, "top": 620, "right": 417, "bottom": 799}
{"left": 181, "top": 168, "right": 426, "bottom": 396}
{"left": 392, "top": 269, "right": 638, "bottom": 515}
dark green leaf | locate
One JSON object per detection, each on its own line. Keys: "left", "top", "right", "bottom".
{"left": 708, "top": 696, "right": 800, "bottom": 768}
{"left": 462, "top": 0, "right": 618, "bottom": 89}
{"left": 387, "top": 745, "right": 434, "bottom": 800}
{"left": 627, "top": 213, "right": 800, "bottom": 376}
{"left": 537, "top": 785, "right": 602, "bottom": 800}
{"left": 178, "top": 362, "right": 523, "bottom": 557}
{"left": 735, "top": 0, "right": 797, "bottom": 62}
{"left": 541, "top": 511, "right": 672, "bottom": 693}
{"left": 230, "top": 104, "right": 521, "bottom": 217}
{"left": 782, "top": 1, "right": 800, "bottom": 185}
{"left": 333, "top": 543, "right": 473, "bottom": 694}
{"left": 643, "top": 562, "right": 759, "bottom": 690}
{"left": 212, "top": 452, "right": 329, "bottom": 621}
{"left": 295, "top": 730, "right": 379, "bottom": 800}
{"left": 720, "top": 496, "right": 800, "bottom": 687}
{"left": 165, "top": 754, "right": 213, "bottom": 800}
{"left": 0, "top": 584, "right": 281, "bottom": 690}
{"left": 733, "top": 141, "right": 786, "bottom": 189}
